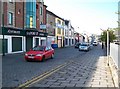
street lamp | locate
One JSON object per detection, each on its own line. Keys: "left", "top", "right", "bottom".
{"left": 107, "top": 28, "right": 109, "bottom": 66}
{"left": 2, "top": 13, "right": 5, "bottom": 56}
{"left": 100, "top": 28, "right": 109, "bottom": 66}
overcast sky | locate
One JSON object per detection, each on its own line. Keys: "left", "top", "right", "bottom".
{"left": 44, "top": 0, "right": 119, "bottom": 35}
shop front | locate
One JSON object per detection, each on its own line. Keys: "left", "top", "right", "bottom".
{"left": 1, "top": 27, "right": 48, "bottom": 54}
{"left": 1, "top": 27, "right": 25, "bottom": 54}
{"left": 25, "top": 30, "right": 47, "bottom": 51}
{"left": 64, "top": 37, "right": 69, "bottom": 47}
{"left": 57, "top": 36, "right": 62, "bottom": 48}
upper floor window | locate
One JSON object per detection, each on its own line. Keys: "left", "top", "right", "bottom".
{"left": 40, "top": 7, "right": 43, "bottom": 15}
{"left": 50, "top": 22, "right": 53, "bottom": 25}
{"left": 40, "top": 22, "right": 43, "bottom": 24}
{"left": 62, "top": 22, "right": 64, "bottom": 26}
{"left": 9, "top": 0, "right": 13, "bottom": 3}
{"left": 57, "top": 28, "right": 61, "bottom": 34}
{"left": 57, "top": 20, "right": 61, "bottom": 24}
{"left": 36, "top": 4, "right": 39, "bottom": 9}
{"left": 8, "top": 12, "right": 13, "bottom": 25}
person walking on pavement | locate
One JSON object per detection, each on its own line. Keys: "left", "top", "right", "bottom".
{"left": 102, "top": 42, "right": 104, "bottom": 49}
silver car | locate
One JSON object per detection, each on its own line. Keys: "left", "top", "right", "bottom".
{"left": 79, "top": 43, "right": 90, "bottom": 51}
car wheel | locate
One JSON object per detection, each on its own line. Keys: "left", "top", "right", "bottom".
{"left": 26, "top": 60, "right": 30, "bottom": 62}
{"left": 51, "top": 54, "right": 54, "bottom": 59}
{"left": 41, "top": 56, "right": 45, "bottom": 62}
{"left": 79, "top": 49, "right": 80, "bottom": 51}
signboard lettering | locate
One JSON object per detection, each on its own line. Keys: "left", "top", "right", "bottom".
{"left": 7, "top": 29, "right": 21, "bottom": 34}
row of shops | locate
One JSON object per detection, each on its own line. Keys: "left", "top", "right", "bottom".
{"left": 0, "top": 27, "right": 75, "bottom": 55}
{"left": 0, "top": 27, "right": 48, "bottom": 54}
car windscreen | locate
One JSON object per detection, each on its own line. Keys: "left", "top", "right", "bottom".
{"left": 32, "top": 46, "right": 44, "bottom": 51}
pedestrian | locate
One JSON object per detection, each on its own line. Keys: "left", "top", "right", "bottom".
{"left": 102, "top": 42, "right": 104, "bottom": 49}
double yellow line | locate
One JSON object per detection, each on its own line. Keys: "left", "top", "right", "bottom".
{"left": 15, "top": 60, "right": 74, "bottom": 89}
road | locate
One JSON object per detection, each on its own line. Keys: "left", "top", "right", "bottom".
{"left": 2, "top": 44, "right": 114, "bottom": 88}
{"left": 3, "top": 46, "right": 86, "bottom": 87}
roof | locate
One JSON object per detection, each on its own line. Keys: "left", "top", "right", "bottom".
{"left": 64, "top": 20, "right": 69, "bottom": 25}
{"left": 47, "top": 10, "right": 64, "bottom": 21}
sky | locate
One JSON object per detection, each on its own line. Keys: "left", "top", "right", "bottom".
{"left": 44, "top": 0, "right": 119, "bottom": 35}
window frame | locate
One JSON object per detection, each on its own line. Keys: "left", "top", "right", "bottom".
{"left": 9, "top": 0, "right": 13, "bottom": 3}
{"left": 40, "top": 7, "right": 43, "bottom": 15}
{"left": 8, "top": 12, "right": 13, "bottom": 25}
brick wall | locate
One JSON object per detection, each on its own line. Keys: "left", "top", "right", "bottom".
{"left": 43, "top": 5, "right": 47, "bottom": 24}
{"left": 36, "top": 2, "right": 40, "bottom": 30}
{"left": 0, "top": 1, "right": 2, "bottom": 27}
{"left": 46, "top": 11, "right": 55, "bottom": 36}
{"left": 3, "top": 2, "right": 7, "bottom": 26}
{"left": 7, "top": 2, "right": 15, "bottom": 27}
{"left": 15, "top": 2, "right": 24, "bottom": 28}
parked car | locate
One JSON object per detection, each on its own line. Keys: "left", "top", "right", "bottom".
{"left": 79, "top": 43, "right": 90, "bottom": 51}
{"left": 93, "top": 41, "right": 98, "bottom": 46}
{"left": 75, "top": 42, "right": 81, "bottom": 48}
{"left": 25, "top": 46, "right": 54, "bottom": 62}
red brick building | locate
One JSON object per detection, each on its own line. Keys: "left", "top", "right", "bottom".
{"left": 0, "top": 1, "right": 47, "bottom": 54}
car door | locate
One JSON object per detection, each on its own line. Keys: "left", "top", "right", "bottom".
{"left": 47, "top": 47, "right": 52, "bottom": 58}
{"left": 45, "top": 47, "right": 49, "bottom": 59}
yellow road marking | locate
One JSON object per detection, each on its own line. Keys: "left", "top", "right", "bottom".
{"left": 15, "top": 61, "right": 74, "bottom": 89}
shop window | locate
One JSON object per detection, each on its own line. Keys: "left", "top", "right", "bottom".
{"left": 12, "top": 37, "right": 22, "bottom": 52}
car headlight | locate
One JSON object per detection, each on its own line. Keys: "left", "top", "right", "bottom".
{"left": 36, "top": 54, "right": 42, "bottom": 56}
{"left": 85, "top": 47, "right": 88, "bottom": 50}
{"left": 25, "top": 53, "right": 28, "bottom": 56}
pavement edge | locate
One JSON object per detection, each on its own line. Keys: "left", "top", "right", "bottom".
{"left": 109, "top": 56, "right": 119, "bottom": 88}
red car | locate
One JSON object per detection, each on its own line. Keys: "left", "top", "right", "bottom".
{"left": 25, "top": 46, "right": 54, "bottom": 62}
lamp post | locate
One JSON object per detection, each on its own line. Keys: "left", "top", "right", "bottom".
{"left": 2, "top": 13, "right": 5, "bottom": 56}
{"left": 100, "top": 28, "right": 109, "bottom": 66}
{"left": 107, "top": 28, "right": 109, "bottom": 66}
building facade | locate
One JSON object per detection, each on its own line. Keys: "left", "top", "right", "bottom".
{"left": 46, "top": 10, "right": 56, "bottom": 47}
{"left": 64, "top": 20, "right": 69, "bottom": 47}
{"left": 0, "top": 0, "right": 47, "bottom": 54}
{"left": 64, "top": 20, "right": 75, "bottom": 47}
{"left": 55, "top": 17, "right": 64, "bottom": 48}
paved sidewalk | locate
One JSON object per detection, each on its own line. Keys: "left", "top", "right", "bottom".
{"left": 29, "top": 47, "right": 115, "bottom": 88}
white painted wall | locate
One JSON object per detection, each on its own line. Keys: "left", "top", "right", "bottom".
{"left": 110, "top": 43, "right": 120, "bottom": 68}
{"left": 0, "top": 35, "right": 25, "bottom": 54}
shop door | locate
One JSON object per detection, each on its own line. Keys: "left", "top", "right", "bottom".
{"left": 35, "top": 38, "right": 39, "bottom": 46}
{"left": 12, "top": 37, "right": 22, "bottom": 52}
{"left": 0, "top": 39, "right": 8, "bottom": 53}
{"left": 26, "top": 37, "right": 33, "bottom": 51}
{"left": 41, "top": 40, "right": 45, "bottom": 46}
{"left": 58, "top": 40, "right": 61, "bottom": 48}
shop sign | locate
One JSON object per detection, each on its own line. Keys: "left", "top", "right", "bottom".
{"left": 8, "top": 29, "right": 21, "bottom": 34}
{"left": 2, "top": 27, "right": 25, "bottom": 36}
{"left": 58, "top": 36, "right": 62, "bottom": 39}
{"left": 40, "top": 24, "right": 46, "bottom": 29}
{"left": 26, "top": 32, "right": 39, "bottom": 36}
{"left": 56, "top": 23, "right": 64, "bottom": 29}
{"left": 26, "top": 30, "right": 48, "bottom": 37}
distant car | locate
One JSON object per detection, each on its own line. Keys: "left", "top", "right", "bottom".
{"left": 79, "top": 43, "right": 90, "bottom": 51}
{"left": 93, "top": 41, "right": 98, "bottom": 46}
{"left": 25, "top": 46, "right": 54, "bottom": 62}
{"left": 75, "top": 42, "right": 81, "bottom": 48}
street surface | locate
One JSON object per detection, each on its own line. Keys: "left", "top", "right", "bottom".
{"left": 2, "top": 44, "right": 115, "bottom": 88}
